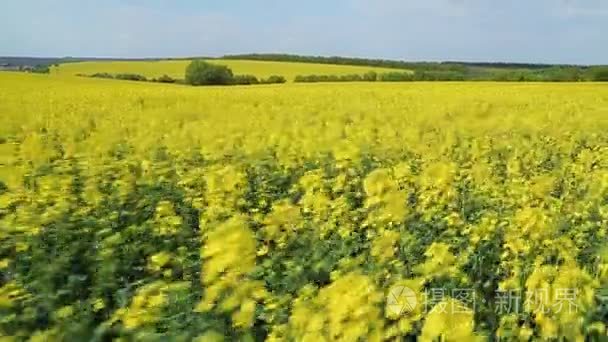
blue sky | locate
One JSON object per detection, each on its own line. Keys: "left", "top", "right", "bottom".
{"left": 1, "top": 0, "right": 607, "bottom": 64}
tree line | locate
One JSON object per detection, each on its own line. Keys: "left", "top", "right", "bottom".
{"left": 294, "top": 67, "right": 608, "bottom": 83}
{"left": 80, "top": 60, "right": 287, "bottom": 86}
{"left": 224, "top": 54, "right": 608, "bottom": 82}
{"left": 6, "top": 54, "right": 608, "bottom": 82}
{"left": 71, "top": 58, "right": 608, "bottom": 84}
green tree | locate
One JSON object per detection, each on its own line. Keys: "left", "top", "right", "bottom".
{"left": 592, "top": 67, "right": 608, "bottom": 81}
{"left": 185, "top": 60, "right": 234, "bottom": 86}
{"left": 31, "top": 65, "right": 50, "bottom": 74}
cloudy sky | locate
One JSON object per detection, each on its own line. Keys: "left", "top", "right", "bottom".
{"left": 1, "top": 0, "right": 607, "bottom": 64}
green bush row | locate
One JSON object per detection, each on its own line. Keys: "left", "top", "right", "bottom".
{"left": 294, "top": 72, "right": 379, "bottom": 83}
{"left": 293, "top": 70, "right": 463, "bottom": 83}
{"left": 86, "top": 73, "right": 150, "bottom": 82}
{"left": 78, "top": 63, "right": 608, "bottom": 85}
{"left": 293, "top": 67, "right": 608, "bottom": 83}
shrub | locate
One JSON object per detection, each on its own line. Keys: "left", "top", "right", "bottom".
{"left": 115, "top": 73, "right": 147, "bottom": 82}
{"left": 90, "top": 73, "right": 114, "bottom": 79}
{"left": 338, "top": 74, "right": 363, "bottom": 82}
{"left": 379, "top": 72, "right": 414, "bottom": 82}
{"left": 363, "top": 71, "right": 378, "bottom": 82}
{"left": 153, "top": 74, "right": 177, "bottom": 83}
{"left": 294, "top": 73, "right": 377, "bottom": 83}
{"left": 232, "top": 74, "right": 259, "bottom": 85}
{"left": 294, "top": 75, "right": 312, "bottom": 83}
{"left": 185, "top": 60, "right": 233, "bottom": 86}
{"left": 294, "top": 74, "right": 340, "bottom": 83}
{"left": 261, "top": 75, "right": 287, "bottom": 84}
{"left": 295, "top": 71, "right": 469, "bottom": 83}
{"left": 413, "top": 70, "right": 464, "bottom": 81}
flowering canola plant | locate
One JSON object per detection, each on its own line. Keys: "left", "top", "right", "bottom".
{"left": 0, "top": 72, "right": 607, "bottom": 340}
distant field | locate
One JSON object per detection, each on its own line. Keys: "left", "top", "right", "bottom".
{"left": 52, "top": 59, "right": 403, "bottom": 81}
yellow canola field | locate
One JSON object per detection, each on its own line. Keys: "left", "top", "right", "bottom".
{"left": 1, "top": 72, "right": 608, "bottom": 340}
{"left": 3, "top": 72, "right": 607, "bottom": 160}
{"left": 52, "top": 59, "right": 402, "bottom": 81}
